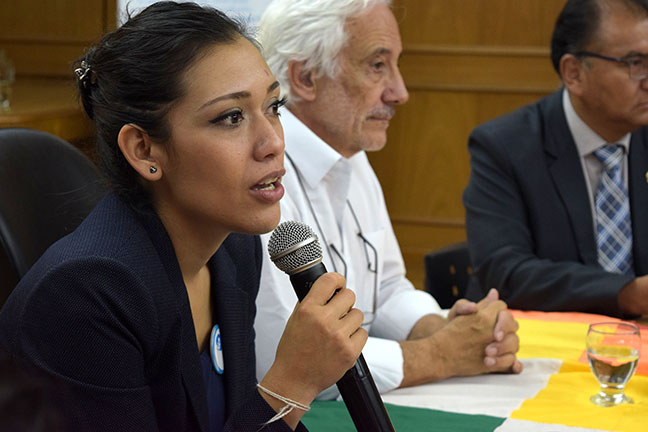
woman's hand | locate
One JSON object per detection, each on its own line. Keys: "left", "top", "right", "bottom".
{"left": 259, "top": 272, "right": 367, "bottom": 428}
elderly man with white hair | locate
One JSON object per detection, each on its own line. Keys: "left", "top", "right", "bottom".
{"left": 254, "top": 0, "right": 523, "bottom": 400}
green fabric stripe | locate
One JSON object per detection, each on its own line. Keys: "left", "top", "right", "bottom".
{"left": 302, "top": 401, "right": 506, "bottom": 431}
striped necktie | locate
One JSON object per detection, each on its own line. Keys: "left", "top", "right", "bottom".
{"left": 593, "top": 144, "right": 634, "bottom": 275}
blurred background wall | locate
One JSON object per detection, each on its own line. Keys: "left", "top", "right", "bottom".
{"left": 0, "top": 0, "right": 566, "bottom": 289}
{"left": 370, "top": 0, "right": 565, "bottom": 289}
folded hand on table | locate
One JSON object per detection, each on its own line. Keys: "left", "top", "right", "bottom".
{"left": 453, "top": 288, "right": 523, "bottom": 373}
{"left": 399, "top": 289, "right": 522, "bottom": 388}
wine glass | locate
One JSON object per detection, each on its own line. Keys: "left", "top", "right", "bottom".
{"left": 586, "top": 322, "right": 641, "bottom": 407}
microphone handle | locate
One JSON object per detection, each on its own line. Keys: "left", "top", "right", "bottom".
{"left": 290, "top": 264, "right": 396, "bottom": 432}
{"left": 289, "top": 263, "right": 328, "bottom": 302}
{"left": 337, "top": 354, "right": 395, "bottom": 432}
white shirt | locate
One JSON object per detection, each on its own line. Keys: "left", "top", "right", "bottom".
{"left": 563, "top": 89, "right": 631, "bottom": 232}
{"left": 254, "top": 109, "right": 441, "bottom": 399}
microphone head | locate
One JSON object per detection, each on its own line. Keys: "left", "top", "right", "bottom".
{"left": 268, "top": 220, "right": 323, "bottom": 275}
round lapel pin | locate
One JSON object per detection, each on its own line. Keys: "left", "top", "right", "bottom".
{"left": 210, "top": 324, "right": 224, "bottom": 374}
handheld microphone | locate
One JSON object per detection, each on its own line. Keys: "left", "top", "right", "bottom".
{"left": 268, "top": 221, "right": 395, "bottom": 432}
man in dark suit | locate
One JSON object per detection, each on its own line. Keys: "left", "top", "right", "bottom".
{"left": 463, "top": 0, "right": 648, "bottom": 317}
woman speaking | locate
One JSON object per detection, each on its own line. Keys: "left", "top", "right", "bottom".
{"left": 0, "top": 2, "right": 367, "bottom": 431}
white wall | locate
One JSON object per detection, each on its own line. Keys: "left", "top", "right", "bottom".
{"left": 117, "top": 0, "right": 273, "bottom": 26}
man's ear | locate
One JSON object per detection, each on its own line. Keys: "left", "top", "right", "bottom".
{"left": 117, "top": 124, "right": 163, "bottom": 180}
{"left": 287, "top": 60, "right": 317, "bottom": 101}
{"left": 560, "top": 54, "right": 585, "bottom": 96}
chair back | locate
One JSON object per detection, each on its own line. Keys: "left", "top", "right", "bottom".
{"left": 0, "top": 128, "right": 106, "bottom": 304}
{"left": 424, "top": 242, "right": 471, "bottom": 309}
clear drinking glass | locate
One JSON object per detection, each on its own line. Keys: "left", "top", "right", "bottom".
{"left": 0, "top": 50, "right": 15, "bottom": 109}
{"left": 586, "top": 322, "right": 641, "bottom": 407}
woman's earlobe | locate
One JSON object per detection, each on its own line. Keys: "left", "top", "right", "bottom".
{"left": 118, "top": 124, "right": 162, "bottom": 180}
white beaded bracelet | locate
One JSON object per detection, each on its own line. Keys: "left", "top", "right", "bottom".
{"left": 257, "top": 383, "right": 311, "bottom": 424}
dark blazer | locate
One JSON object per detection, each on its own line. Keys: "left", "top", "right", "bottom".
{"left": 463, "top": 90, "right": 648, "bottom": 316}
{"left": 0, "top": 193, "right": 305, "bottom": 432}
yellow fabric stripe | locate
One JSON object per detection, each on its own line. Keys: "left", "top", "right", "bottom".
{"left": 511, "top": 360, "right": 648, "bottom": 432}
{"left": 513, "top": 318, "right": 648, "bottom": 431}
{"left": 516, "top": 318, "right": 590, "bottom": 362}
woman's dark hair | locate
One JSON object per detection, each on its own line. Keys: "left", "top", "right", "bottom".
{"left": 74, "top": 1, "right": 253, "bottom": 205}
{"left": 550, "top": 0, "right": 648, "bottom": 76}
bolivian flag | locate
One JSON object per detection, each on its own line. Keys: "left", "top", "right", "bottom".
{"left": 302, "top": 311, "right": 648, "bottom": 432}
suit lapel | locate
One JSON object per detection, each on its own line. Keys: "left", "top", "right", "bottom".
{"left": 543, "top": 90, "right": 599, "bottom": 266}
{"left": 211, "top": 243, "right": 251, "bottom": 418}
{"left": 164, "top": 246, "right": 208, "bottom": 432}
{"left": 179, "top": 306, "right": 209, "bottom": 432}
{"left": 138, "top": 208, "right": 209, "bottom": 432}
{"left": 629, "top": 128, "right": 648, "bottom": 275}
{"left": 137, "top": 209, "right": 256, "bottom": 428}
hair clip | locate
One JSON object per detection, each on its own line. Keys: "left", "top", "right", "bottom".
{"left": 74, "top": 60, "right": 95, "bottom": 88}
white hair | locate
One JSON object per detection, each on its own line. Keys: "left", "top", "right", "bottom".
{"left": 257, "top": 0, "right": 393, "bottom": 103}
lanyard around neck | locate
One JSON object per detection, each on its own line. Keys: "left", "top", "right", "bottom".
{"left": 285, "top": 151, "right": 342, "bottom": 275}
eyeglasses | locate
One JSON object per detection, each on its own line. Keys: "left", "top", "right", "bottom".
{"left": 574, "top": 51, "right": 648, "bottom": 81}
{"left": 328, "top": 201, "right": 378, "bottom": 326}
{"left": 286, "top": 152, "right": 379, "bottom": 327}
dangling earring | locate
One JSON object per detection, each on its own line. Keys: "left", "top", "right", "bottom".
{"left": 149, "top": 166, "right": 158, "bottom": 174}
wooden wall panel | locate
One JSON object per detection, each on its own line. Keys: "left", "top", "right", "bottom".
{"left": 371, "top": 91, "right": 552, "bottom": 289}
{"left": 1, "top": 42, "right": 91, "bottom": 79}
{"left": 0, "top": 1, "right": 104, "bottom": 41}
{"left": 369, "top": 0, "right": 568, "bottom": 291}
{"left": 1, "top": 0, "right": 568, "bottom": 292}
{"left": 372, "top": 91, "right": 551, "bottom": 221}
{"left": 0, "top": 0, "right": 117, "bottom": 150}
{"left": 401, "top": 47, "right": 560, "bottom": 93}
{"left": 394, "top": 0, "right": 565, "bottom": 47}
{"left": 0, "top": 0, "right": 116, "bottom": 78}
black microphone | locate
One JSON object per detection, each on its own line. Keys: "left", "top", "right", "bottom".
{"left": 268, "top": 221, "right": 395, "bottom": 432}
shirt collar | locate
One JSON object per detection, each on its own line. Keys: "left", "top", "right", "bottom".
{"left": 563, "top": 88, "right": 630, "bottom": 156}
{"left": 281, "top": 108, "right": 345, "bottom": 188}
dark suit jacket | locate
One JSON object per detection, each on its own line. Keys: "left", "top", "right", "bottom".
{"left": 463, "top": 90, "right": 648, "bottom": 316}
{"left": 0, "top": 193, "right": 305, "bottom": 432}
